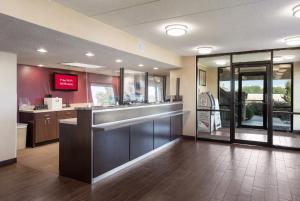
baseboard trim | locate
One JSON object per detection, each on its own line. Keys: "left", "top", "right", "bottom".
{"left": 182, "top": 135, "right": 196, "bottom": 140}
{"left": 0, "top": 158, "right": 17, "bottom": 167}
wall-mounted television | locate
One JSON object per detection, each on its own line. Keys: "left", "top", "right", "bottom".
{"left": 53, "top": 73, "right": 78, "bottom": 91}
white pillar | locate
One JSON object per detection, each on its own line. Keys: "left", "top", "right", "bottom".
{"left": 0, "top": 51, "right": 17, "bottom": 163}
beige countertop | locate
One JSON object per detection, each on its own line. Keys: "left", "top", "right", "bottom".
{"left": 19, "top": 107, "right": 76, "bottom": 113}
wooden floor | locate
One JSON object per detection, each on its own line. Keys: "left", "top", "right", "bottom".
{"left": 2, "top": 139, "right": 300, "bottom": 201}
{"left": 17, "top": 142, "right": 59, "bottom": 174}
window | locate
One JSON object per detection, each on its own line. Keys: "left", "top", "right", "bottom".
{"left": 123, "top": 70, "right": 145, "bottom": 103}
{"left": 148, "top": 76, "right": 164, "bottom": 103}
{"left": 90, "top": 84, "right": 115, "bottom": 106}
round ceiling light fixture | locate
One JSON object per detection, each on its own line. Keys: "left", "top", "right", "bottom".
{"left": 293, "top": 4, "right": 300, "bottom": 17}
{"left": 115, "top": 59, "right": 123, "bottom": 63}
{"left": 197, "top": 47, "right": 213, "bottom": 55}
{"left": 85, "top": 52, "right": 95, "bottom": 57}
{"left": 284, "top": 35, "right": 300, "bottom": 46}
{"left": 165, "top": 24, "right": 188, "bottom": 37}
{"left": 37, "top": 48, "right": 47, "bottom": 53}
{"left": 153, "top": 67, "right": 159, "bottom": 70}
{"left": 138, "top": 64, "right": 144, "bottom": 67}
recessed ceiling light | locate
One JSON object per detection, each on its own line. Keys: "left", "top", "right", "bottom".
{"left": 197, "top": 47, "right": 213, "bottom": 55}
{"left": 284, "top": 36, "right": 300, "bottom": 46}
{"left": 85, "top": 52, "right": 95, "bottom": 57}
{"left": 293, "top": 4, "right": 300, "bottom": 17}
{"left": 138, "top": 64, "right": 144, "bottom": 67}
{"left": 215, "top": 60, "right": 227, "bottom": 66}
{"left": 37, "top": 48, "right": 47, "bottom": 53}
{"left": 165, "top": 24, "right": 188, "bottom": 37}
{"left": 115, "top": 59, "right": 123, "bottom": 63}
{"left": 282, "top": 55, "right": 295, "bottom": 60}
{"left": 273, "top": 56, "right": 284, "bottom": 62}
{"left": 153, "top": 67, "right": 159, "bottom": 70}
{"left": 38, "top": 64, "right": 44, "bottom": 67}
{"left": 61, "top": 62, "right": 104, "bottom": 69}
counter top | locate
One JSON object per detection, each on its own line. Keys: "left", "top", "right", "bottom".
{"left": 92, "top": 110, "right": 189, "bottom": 131}
{"left": 19, "top": 107, "right": 75, "bottom": 113}
{"left": 91, "top": 102, "right": 183, "bottom": 113}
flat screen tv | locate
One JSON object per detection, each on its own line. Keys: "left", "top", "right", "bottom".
{"left": 53, "top": 73, "right": 78, "bottom": 91}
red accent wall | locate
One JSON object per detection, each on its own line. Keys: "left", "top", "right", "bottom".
{"left": 17, "top": 65, "right": 120, "bottom": 106}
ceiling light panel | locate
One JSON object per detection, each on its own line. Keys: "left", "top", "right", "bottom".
{"left": 165, "top": 24, "right": 188, "bottom": 37}
{"left": 61, "top": 62, "right": 104, "bottom": 69}
{"left": 284, "top": 36, "right": 300, "bottom": 46}
{"left": 293, "top": 4, "right": 300, "bottom": 17}
{"left": 197, "top": 47, "right": 213, "bottom": 55}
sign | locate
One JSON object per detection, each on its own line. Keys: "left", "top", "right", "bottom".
{"left": 54, "top": 73, "right": 78, "bottom": 91}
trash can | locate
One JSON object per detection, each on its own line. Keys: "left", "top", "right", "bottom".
{"left": 17, "top": 123, "right": 27, "bottom": 150}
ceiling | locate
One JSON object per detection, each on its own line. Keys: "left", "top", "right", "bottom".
{"left": 54, "top": 0, "right": 300, "bottom": 56}
{"left": 0, "top": 14, "right": 177, "bottom": 75}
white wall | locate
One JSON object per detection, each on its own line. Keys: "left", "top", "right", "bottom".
{"left": 0, "top": 52, "right": 17, "bottom": 162}
{"left": 170, "top": 56, "right": 196, "bottom": 137}
{"left": 294, "top": 62, "right": 300, "bottom": 130}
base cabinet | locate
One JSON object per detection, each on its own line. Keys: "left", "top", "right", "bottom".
{"left": 171, "top": 115, "right": 183, "bottom": 140}
{"left": 93, "top": 127, "right": 130, "bottom": 177}
{"left": 154, "top": 117, "right": 171, "bottom": 149}
{"left": 130, "top": 121, "right": 154, "bottom": 160}
{"left": 20, "top": 110, "right": 77, "bottom": 147}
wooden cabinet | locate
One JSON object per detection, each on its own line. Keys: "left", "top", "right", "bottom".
{"left": 154, "top": 117, "right": 171, "bottom": 149}
{"left": 130, "top": 121, "right": 154, "bottom": 160}
{"left": 93, "top": 127, "right": 130, "bottom": 177}
{"left": 171, "top": 115, "right": 183, "bottom": 140}
{"left": 19, "top": 110, "right": 77, "bottom": 147}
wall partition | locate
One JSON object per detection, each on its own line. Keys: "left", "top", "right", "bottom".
{"left": 273, "top": 49, "right": 299, "bottom": 149}
{"left": 196, "top": 47, "right": 300, "bottom": 150}
{"left": 196, "top": 55, "right": 232, "bottom": 141}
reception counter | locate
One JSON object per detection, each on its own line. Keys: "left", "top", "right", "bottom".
{"left": 59, "top": 102, "right": 186, "bottom": 183}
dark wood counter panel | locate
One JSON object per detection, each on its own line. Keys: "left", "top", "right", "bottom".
{"left": 59, "top": 102, "right": 184, "bottom": 183}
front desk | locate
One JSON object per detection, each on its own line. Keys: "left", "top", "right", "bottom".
{"left": 59, "top": 102, "right": 186, "bottom": 183}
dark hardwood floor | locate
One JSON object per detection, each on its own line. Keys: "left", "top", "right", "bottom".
{"left": 2, "top": 139, "right": 300, "bottom": 201}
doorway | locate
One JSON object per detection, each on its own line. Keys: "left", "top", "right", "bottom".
{"left": 238, "top": 72, "right": 267, "bottom": 129}
{"left": 234, "top": 63, "right": 270, "bottom": 144}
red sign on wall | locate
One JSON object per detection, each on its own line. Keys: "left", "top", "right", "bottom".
{"left": 54, "top": 73, "right": 78, "bottom": 91}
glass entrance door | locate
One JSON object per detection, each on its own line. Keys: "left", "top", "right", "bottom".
{"left": 233, "top": 62, "right": 270, "bottom": 144}
{"left": 238, "top": 73, "right": 267, "bottom": 129}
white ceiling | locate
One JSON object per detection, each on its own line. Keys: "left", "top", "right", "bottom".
{"left": 54, "top": 0, "right": 300, "bottom": 56}
{"left": 0, "top": 14, "right": 176, "bottom": 75}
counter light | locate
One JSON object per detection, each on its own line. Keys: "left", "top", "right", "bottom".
{"left": 38, "top": 64, "right": 44, "bottom": 67}
{"left": 284, "top": 36, "right": 300, "bottom": 46}
{"left": 165, "top": 24, "right": 188, "bottom": 37}
{"left": 293, "top": 4, "right": 300, "bottom": 17}
{"left": 197, "top": 47, "right": 213, "bottom": 55}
